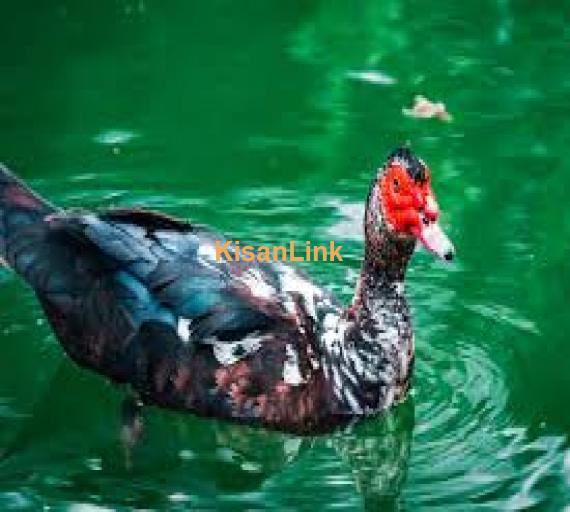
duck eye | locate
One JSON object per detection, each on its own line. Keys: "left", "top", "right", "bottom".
{"left": 422, "top": 215, "right": 430, "bottom": 226}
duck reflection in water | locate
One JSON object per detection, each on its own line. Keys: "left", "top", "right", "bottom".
{"left": 122, "top": 398, "right": 415, "bottom": 509}
{"left": 0, "top": 360, "right": 415, "bottom": 510}
{"left": 331, "top": 399, "right": 415, "bottom": 510}
{"left": 166, "top": 399, "right": 413, "bottom": 497}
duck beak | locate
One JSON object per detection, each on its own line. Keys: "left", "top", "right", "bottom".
{"left": 417, "top": 220, "right": 455, "bottom": 262}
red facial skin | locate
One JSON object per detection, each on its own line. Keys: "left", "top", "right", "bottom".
{"left": 379, "top": 163, "right": 440, "bottom": 237}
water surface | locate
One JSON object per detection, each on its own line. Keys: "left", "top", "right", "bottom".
{"left": 0, "top": 1, "right": 569, "bottom": 510}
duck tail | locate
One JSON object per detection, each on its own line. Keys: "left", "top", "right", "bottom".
{"left": 0, "top": 164, "right": 57, "bottom": 268}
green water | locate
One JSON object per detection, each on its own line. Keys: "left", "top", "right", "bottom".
{"left": 1, "top": 1, "right": 569, "bottom": 510}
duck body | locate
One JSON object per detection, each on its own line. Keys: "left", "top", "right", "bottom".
{"left": 0, "top": 148, "right": 452, "bottom": 434}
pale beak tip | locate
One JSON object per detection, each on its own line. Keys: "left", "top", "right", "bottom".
{"left": 418, "top": 221, "right": 455, "bottom": 263}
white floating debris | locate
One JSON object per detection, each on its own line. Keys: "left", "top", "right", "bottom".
{"left": 402, "top": 95, "right": 452, "bottom": 122}
{"left": 346, "top": 70, "right": 397, "bottom": 86}
{"left": 93, "top": 129, "right": 139, "bottom": 146}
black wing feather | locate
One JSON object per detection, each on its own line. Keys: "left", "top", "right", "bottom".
{"left": 40, "top": 209, "right": 285, "bottom": 342}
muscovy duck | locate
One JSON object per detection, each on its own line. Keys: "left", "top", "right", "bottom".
{"left": 0, "top": 147, "right": 453, "bottom": 434}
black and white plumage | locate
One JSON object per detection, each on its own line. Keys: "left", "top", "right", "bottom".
{"left": 0, "top": 147, "right": 454, "bottom": 434}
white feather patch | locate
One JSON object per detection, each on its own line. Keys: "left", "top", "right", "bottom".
{"left": 198, "top": 242, "right": 218, "bottom": 261}
{"left": 212, "top": 334, "right": 263, "bottom": 366}
{"left": 177, "top": 318, "right": 192, "bottom": 343}
{"left": 240, "top": 269, "right": 276, "bottom": 300}
{"left": 283, "top": 344, "right": 304, "bottom": 385}
{"left": 277, "top": 265, "right": 322, "bottom": 320}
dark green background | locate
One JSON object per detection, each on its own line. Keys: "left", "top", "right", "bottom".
{"left": 0, "top": 1, "right": 569, "bottom": 510}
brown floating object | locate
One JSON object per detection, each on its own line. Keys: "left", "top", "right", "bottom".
{"left": 403, "top": 95, "right": 452, "bottom": 122}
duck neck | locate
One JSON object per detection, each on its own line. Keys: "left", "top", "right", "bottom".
{"left": 356, "top": 229, "right": 415, "bottom": 303}
{"left": 323, "top": 183, "right": 417, "bottom": 416}
{"left": 355, "top": 178, "right": 416, "bottom": 304}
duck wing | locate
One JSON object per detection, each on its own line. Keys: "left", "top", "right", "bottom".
{"left": 40, "top": 208, "right": 304, "bottom": 344}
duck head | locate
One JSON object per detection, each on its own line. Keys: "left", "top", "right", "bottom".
{"left": 367, "top": 147, "right": 455, "bottom": 263}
